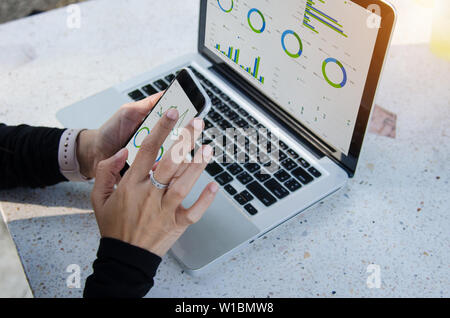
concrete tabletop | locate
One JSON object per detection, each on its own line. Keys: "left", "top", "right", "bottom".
{"left": 0, "top": 0, "right": 449, "bottom": 297}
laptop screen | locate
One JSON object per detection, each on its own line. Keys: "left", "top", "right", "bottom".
{"left": 204, "top": 0, "right": 380, "bottom": 156}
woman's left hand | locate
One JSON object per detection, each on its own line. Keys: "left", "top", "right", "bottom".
{"left": 76, "top": 93, "right": 163, "bottom": 179}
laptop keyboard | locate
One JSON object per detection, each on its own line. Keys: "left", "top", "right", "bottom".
{"left": 127, "top": 66, "right": 323, "bottom": 216}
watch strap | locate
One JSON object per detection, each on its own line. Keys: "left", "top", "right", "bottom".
{"left": 58, "top": 129, "right": 90, "bottom": 182}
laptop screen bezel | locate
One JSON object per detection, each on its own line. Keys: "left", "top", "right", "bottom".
{"left": 197, "top": 0, "right": 396, "bottom": 176}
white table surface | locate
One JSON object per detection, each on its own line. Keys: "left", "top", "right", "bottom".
{"left": 0, "top": 0, "right": 449, "bottom": 297}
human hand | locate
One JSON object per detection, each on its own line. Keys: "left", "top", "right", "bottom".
{"left": 90, "top": 109, "right": 219, "bottom": 257}
{"left": 76, "top": 93, "right": 163, "bottom": 179}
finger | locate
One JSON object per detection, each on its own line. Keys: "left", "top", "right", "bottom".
{"left": 168, "top": 161, "right": 190, "bottom": 188}
{"left": 99, "top": 92, "right": 166, "bottom": 152}
{"left": 122, "top": 92, "right": 164, "bottom": 117}
{"left": 170, "top": 140, "right": 202, "bottom": 180}
{"left": 129, "top": 108, "right": 179, "bottom": 181}
{"left": 152, "top": 118, "right": 204, "bottom": 186}
{"left": 91, "top": 148, "right": 128, "bottom": 208}
{"left": 163, "top": 145, "right": 213, "bottom": 210}
{"left": 176, "top": 182, "right": 219, "bottom": 227}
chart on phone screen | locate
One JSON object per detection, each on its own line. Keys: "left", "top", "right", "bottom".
{"left": 125, "top": 80, "right": 198, "bottom": 165}
{"left": 206, "top": 0, "right": 379, "bottom": 154}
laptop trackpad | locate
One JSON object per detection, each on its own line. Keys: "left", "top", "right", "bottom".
{"left": 171, "top": 175, "right": 260, "bottom": 271}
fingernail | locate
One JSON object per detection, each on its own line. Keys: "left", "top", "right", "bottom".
{"left": 166, "top": 108, "right": 179, "bottom": 120}
{"left": 191, "top": 118, "right": 203, "bottom": 130}
{"left": 210, "top": 183, "right": 219, "bottom": 193}
{"left": 115, "top": 148, "right": 127, "bottom": 158}
{"left": 203, "top": 145, "right": 213, "bottom": 160}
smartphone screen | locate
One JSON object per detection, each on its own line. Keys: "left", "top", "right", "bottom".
{"left": 125, "top": 79, "right": 201, "bottom": 166}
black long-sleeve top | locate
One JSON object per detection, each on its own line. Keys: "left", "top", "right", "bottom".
{"left": 0, "top": 124, "right": 161, "bottom": 298}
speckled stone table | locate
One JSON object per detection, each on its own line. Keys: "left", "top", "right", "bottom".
{"left": 0, "top": 0, "right": 449, "bottom": 298}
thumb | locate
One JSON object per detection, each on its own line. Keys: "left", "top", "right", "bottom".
{"left": 92, "top": 148, "right": 128, "bottom": 207}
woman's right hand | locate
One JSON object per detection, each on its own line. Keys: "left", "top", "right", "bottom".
{"left": 90, "top": 108, "right": 218, "bottom": 257}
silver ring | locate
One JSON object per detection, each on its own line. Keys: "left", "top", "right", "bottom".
{"left": 149, "top": 170, "right": 169, "bottom": 190}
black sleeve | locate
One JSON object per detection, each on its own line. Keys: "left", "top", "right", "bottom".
{"left": 0, "top": 124, "right": 67, "bottom": 189}
{"left": 83, "top": 238, "right": 162, "bottom": 298}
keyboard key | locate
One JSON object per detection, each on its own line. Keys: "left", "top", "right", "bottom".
{"left": 212, "top": 97, "right": 221, "bottom": 106}
{"left": 287, "top": 149, "right": 300, "bottom": 159}
{"left": 272, "top": 151, "right": 287, "bottom": 162}
{"left": 211, "top": 86, "right": 221, "bottom": 94}
{"left": 260, "top": 140, "right": 273, "bottom": 153}
{"left": 257, "top": 152, "right": 271, "bottom": 165}
{"left": 308, "top": 167, "right": 322, "bottom": 178}
{"left": 220, "top": 92, "right": 230, "bottom": 102}
{"left": 292, "top": 167, "right": 314, "bottom": 185}
{"left": 229, "top": 101, "right": 239, "bottom": 109}
{"left": 153, "top": 79, "right": 168, "bottom": 91}
{"left": 205, "top": 162, "right": 224, "bottom": 177}
{"left": 217, "top": 103, "right": 230, "bottom": 113}
{"left": 244, "top": 163, "right": 260, "bottom": 174}
{"left": 234, "top": 193, "right": 249, "bottom": 205}
{"left": 254, "top": 170, "right": 271, "bottom": 183}
{"left": 244, "top": 204, "right": 258, "bottom": 215}
{"left": 235, "top": 118, "right": 249, "bottom": 129}
{"left": 264, "top": 179, "right": 289, "bottom": 199}
{"left": 241, "top": 190, "right": 254, "bottom": 202}
{"left": 203, "top": 79, "right": 213, "bottom": 87}
{"left": 224, "top": 184, "right": 237, "bottom": 196}
{"left": 285, "top": 179, "right": 302, "bottom": 192}
{"left": 219, "top": 119, "right": 232, "bottom": 130}
{"left": 281, "top": 158, "right": 298, "bottom": 171}
{"left": 224, "top": 110, "right": 239, "bottom": 121}
{"left": 247, "top": 116, "right": 259, "bottom": 125}
{"left": 201, "top": 138, "right": 214, "bottom": 146}
{"left": 165, "top": 74, "right": 175, "bottom": 83}
{"left": 142, "top": 84, "right": 158, "bottom": 95}
{"left": 237, "top": 172, "right": 254, "bottom": 185}
{"left": 204, "top": 119, "right": 213, "bottom": 130}
{"left": 194, "top": 72, "right": 205, "bottom": 80}
{"left": 128, "top": 90, "right": 145, "bottom": 101}
{"left": 209, "top": 112, "right": 223, "bottom": 123}
{"left": 247, "top": 181, "right": 277, "bottom": 207}
{"left": 279, "top": 140, "right": 289, "bottom": 150}
{"left": 238, "top": 108, "right": 249, "bottom": 117}
{"left": 227, "top": 163, "right": 244, "bottom": 176}
{"left": 274, "top": 170, "right": 291, "bottom": 182}
{"left": 215, "top": 172, "right": 233, "bottom": 186}
{"left": 298, "top": 158, "right": 310, "bottom": 168}
{"left": 264, "top": 162, "right": 280, "bottom": 174}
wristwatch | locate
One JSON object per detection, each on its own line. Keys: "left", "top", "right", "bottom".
{"left": 58, "top": 129, "right": 90, "bottom": 182}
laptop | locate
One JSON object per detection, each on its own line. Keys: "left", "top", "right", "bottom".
{"left": 57, "top": 0, "right": 396, "bottom": 274}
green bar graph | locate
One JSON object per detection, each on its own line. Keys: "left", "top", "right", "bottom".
{"left": 215, "top": 43, "right": 264, "bottom": 84}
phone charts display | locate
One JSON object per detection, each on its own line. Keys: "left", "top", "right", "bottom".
{"left": 126, "top": 80, "right": 198, "bottom": 165}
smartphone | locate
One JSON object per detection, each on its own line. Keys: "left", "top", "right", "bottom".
{"left": 121, "top": 68, "right": 211, "bottom": 176}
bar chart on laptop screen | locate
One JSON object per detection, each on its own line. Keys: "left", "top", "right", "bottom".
{"left": 206, "top": 0, "right": 379, "bottom": 155}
